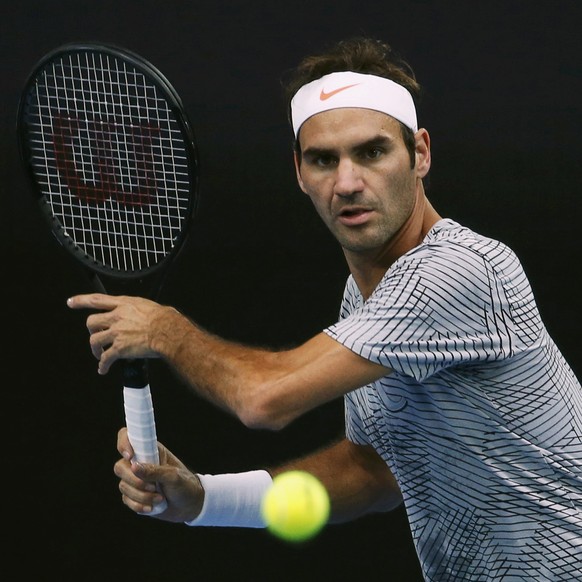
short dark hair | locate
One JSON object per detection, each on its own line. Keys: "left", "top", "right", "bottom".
{"left": 283, "top": 37, "right": 421, "bottom": 167}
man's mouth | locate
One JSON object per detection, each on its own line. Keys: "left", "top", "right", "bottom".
{"left": 338, "top": 207, "right": 373, "bottom": 226}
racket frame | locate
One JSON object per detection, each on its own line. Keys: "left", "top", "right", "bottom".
{"left": 17, "top": 41, "right": 199, "bottom": 284}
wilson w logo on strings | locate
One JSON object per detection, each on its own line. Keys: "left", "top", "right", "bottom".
{"left": 50, "top": 113, "right": 162, "bottom": 207}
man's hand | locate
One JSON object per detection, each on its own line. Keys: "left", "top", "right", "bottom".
{"left": 67, "top": 293, "right": 175, "bottom": 374}
{"left": 114, "top": 428, "right": 205, "bottom": 522}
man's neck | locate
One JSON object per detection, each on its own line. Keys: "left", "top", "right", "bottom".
{"left": 345, "top": 187, "right": 442, "bottom": 300}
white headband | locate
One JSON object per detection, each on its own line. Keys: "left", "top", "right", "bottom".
{"left": 290, "top": 71, "right": 418, "bottom": 137}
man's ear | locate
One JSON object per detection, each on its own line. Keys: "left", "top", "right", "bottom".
{"left": 293, "top": 150, "right": 308, "bottom": 194}
{"left": 414, "top": 129, "right": 431, "bottom": 179}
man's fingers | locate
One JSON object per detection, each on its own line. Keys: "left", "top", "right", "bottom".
{"left": 118, "top": 479, "right": 163, "bottom": 513}
{"left": 117, "top": 427, "right": 133, "bottom": 459}
{"left": 89, "top": 329, "right": 110, "bottom": 355}
{"left": 67, "top": 293, "right": 120, "bottom": 310}
{"left": 86, "top": 311, "right": 114, "bottom": 334}
{"left": 114, "top": 458, "right": 160, "bottom": 502}
{"left": 97, "top": 347, "right": 116, "bottom": 375}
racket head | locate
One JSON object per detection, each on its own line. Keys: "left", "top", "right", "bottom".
{"left": 17, "top": 42, "right": 199, "bottom": 281}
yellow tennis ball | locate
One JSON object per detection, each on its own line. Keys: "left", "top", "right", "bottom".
{"left": 261, "top": 470, "right": 330, "bottom": 542}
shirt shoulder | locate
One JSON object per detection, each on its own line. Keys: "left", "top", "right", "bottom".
{"left": 374, "top": 219, "right": 524, "bottom": 303}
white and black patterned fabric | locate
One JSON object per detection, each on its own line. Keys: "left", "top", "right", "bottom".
{"left": 325, "top": 219, "right": 582, "bottom": 581}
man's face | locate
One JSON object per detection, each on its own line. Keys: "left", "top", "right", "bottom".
{"left": 295, "top": 108, "right": 428, "bottom": 255}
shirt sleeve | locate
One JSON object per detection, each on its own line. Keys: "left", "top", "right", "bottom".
{"left": 326, "top": 243, "right": 518, "bottom": 382}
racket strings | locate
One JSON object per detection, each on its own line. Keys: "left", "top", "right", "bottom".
{"left": 25, "top": 50, "right": 192, "bottom": 274}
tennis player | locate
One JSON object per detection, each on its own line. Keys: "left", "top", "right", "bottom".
{"left": 68, "top": 38, "right": 582, "bottom": 581}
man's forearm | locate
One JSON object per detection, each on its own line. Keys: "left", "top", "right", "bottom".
{"left": 147, "top": 306, "right": 389, "bottom": 431}
{"left": 270, "top": 439, "right": 402, "bottom": 523}
{"left": 150, "top": 306, "right": 283, "bottom": 427}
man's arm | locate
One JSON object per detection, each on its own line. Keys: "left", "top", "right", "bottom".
{"left": 67, "top": 294, "right": 390, "bottom": 429}
{"left": 115, "top": 430, "right": 402, "bottom": 523}
{"left": 270, "top": 438, "right": 402, "bottom": 522}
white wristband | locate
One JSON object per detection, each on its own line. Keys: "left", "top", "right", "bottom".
{"left": 184, "top": 470, "right": 273, "bottom": 528}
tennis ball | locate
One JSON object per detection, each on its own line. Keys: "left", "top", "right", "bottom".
{"left": 261, "top": 470, "right": 330, "bottom": 542}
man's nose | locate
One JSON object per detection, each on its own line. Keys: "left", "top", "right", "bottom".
{"left": 334, "top": 158, "right": 364, "bottom": 197}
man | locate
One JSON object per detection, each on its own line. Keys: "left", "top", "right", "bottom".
{"left": 68, "top": 38, "right": 582, "bottom": 580}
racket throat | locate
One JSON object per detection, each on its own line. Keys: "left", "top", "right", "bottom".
{"left": 123, "top": 359, "right": 149, "bottom": 389}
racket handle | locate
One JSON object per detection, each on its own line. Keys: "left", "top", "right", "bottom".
{"left": 123, "top": 384, "right": 168, "bottom": 515}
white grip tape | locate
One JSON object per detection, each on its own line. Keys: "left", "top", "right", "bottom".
{"left": 123, "top": 385, "right": 168, "bottom": 515}
{"left": 123, "top": 385, "right": 159, "bottom": 463}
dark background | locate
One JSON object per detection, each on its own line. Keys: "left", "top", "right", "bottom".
{"left": 2, "top": 1, "right": 580, "bottom": 580}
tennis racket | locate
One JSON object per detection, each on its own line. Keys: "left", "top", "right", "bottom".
{"left": 17, "top": 43, "right": 199, "bottom": 514}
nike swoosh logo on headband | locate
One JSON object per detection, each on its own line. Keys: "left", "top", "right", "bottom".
{"left": 319, "top": 83, "right": 360, "bottom": 101}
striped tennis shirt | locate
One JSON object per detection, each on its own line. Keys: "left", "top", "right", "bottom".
{"left": 325, "top": 219, "right": 582, "bottom": 581}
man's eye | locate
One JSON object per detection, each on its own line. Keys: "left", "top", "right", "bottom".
{"left": 364, "top": 147, "right": 383, "bottom": 160}
{"left": 314, "top": 155, "right": 336, "bottom": 167}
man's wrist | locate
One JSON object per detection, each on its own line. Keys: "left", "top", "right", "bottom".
{"left": 150, "top": 306, "right": 190, "bottom": 359}
{"left": 184, "top": 470, "right": 273, "bottom": 528}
